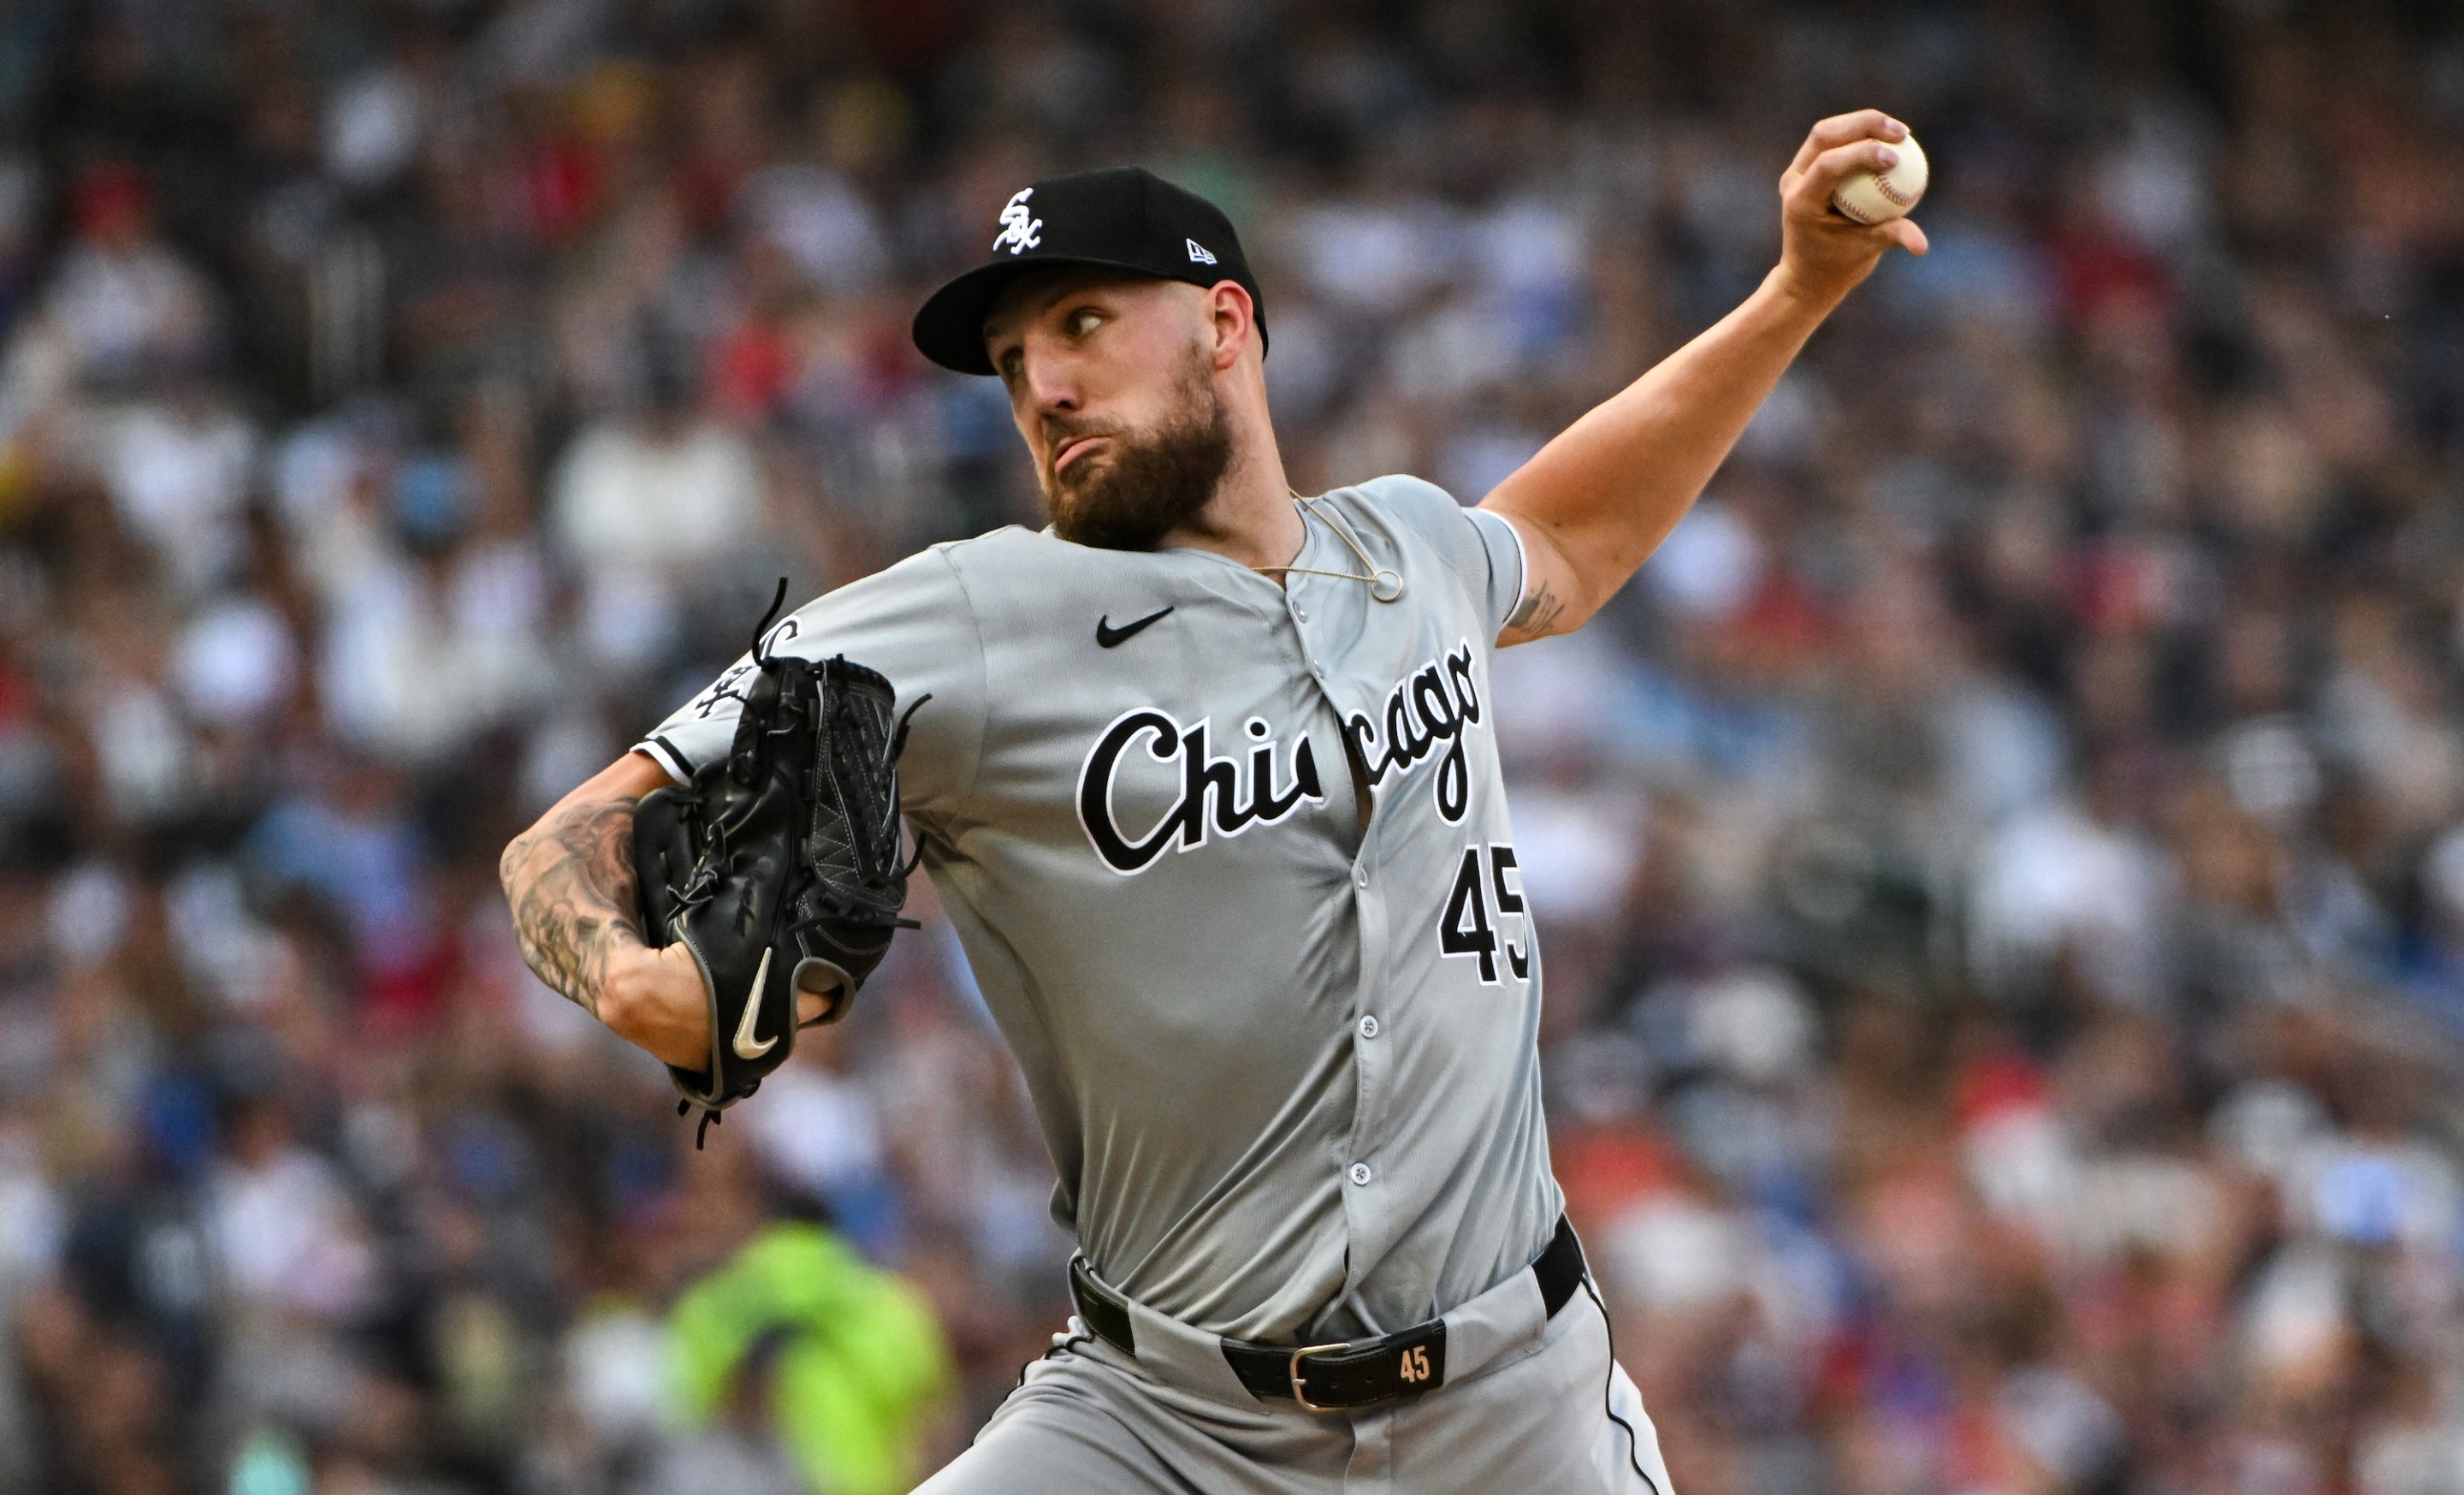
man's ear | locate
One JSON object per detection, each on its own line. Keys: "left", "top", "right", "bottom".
{"left": 1205, "top": 281, "right": 1256, "bottom": 371}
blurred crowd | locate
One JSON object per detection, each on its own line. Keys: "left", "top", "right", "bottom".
{"left": 2, "top": 1, "right": 2462, "bottom": 1492}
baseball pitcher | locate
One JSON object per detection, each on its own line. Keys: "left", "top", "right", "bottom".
{"left": 500, "top": 112, "right": 1926, "bottom": 1492}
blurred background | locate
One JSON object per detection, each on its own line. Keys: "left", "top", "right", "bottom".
{"left": 1, "top": 1, "right": 2462, "bottom": 1492}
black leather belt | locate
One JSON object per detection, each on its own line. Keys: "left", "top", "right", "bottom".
{"left": 1068, "top": 1216, "right": 1587, "bottom": 1411}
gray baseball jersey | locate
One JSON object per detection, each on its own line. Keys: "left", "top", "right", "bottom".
{"left": 638, "top": 476, "right": 1560, "bottom": 1344}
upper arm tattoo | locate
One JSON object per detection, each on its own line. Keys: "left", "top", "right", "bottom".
{"left": 500, "top": 798, "right": 641, "bottom": 1015}
{"left": 1504, "top": 579, "right": 1568, "bottom": 638}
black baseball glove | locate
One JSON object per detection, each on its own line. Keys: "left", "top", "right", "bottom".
{"left": 634, "top": 585, "right": 924, "bottom": 1144}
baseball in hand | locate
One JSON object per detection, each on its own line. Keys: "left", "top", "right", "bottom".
{"left": 1831, "top": 132, "right": 1928, "bottom": 224}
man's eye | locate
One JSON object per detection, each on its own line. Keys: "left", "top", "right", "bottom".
{"left": 1068, "top": 309, "right": 1103, "bottom": 336}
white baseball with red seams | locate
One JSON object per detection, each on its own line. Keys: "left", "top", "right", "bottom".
{"left": 1832, "top": 131, "right": 1928, "bottom": 223}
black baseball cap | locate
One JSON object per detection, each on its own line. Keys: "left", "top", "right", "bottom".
{"left": 911, "top": 166, "right": 1266, "bottom": 376}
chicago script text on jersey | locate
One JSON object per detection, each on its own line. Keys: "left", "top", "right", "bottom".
{"left": 1075, "top": 710, "right": 1326, "bottom": 874}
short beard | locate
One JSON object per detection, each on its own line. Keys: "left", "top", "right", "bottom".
{"left": 1044, "top": 360, "right": 1235, "bottom": 552}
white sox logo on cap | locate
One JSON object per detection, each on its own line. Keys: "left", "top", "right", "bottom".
{"left": 994, "top": 188, "right": 1042, "bottom": 255}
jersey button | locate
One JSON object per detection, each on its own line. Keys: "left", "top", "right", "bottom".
{"left": 1353, "top": 865, "right": 1369, "bottom": 888}
{"left": 1358, "top": 1015, "right": 1379, "bottom": 1039}
{"left": 1311, "top": 661, "right": 1327, "bottom": 679}
{"left": 1294, "top": 602, "right": 1309, "bottom": 621}
{"left": 1348, "top": 1163, "right": 1373, "bottom": 1186}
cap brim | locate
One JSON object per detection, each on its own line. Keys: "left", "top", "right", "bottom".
{"left": 911, "top": 256, "right": 1187, "bottom": 375}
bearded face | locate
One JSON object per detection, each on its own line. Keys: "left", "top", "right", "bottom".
{"left": 1040, "top": 347, "right": 1235, "bottom": 551}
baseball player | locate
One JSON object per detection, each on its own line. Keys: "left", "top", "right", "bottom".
{"left": 500, "top": 112, "right": 1925, "bottom": 1492}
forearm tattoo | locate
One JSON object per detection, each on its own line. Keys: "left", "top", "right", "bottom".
{"left": 1505, "top": 580, "right": 1567, "bottom": 637}
{"left": 500, "top": 798, "right": 642, "bottom": 1016}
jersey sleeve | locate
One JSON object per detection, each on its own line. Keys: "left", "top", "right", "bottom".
{"left": 1351, "top": 474, "right": 1528, "bottom": 641}
{"left": 634, "top": 545, "right": 988, "bottom": 829}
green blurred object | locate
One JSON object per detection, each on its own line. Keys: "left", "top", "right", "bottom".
{"left": 436, "top": 1290, "right": 530, "bottom": 1447}
{"left": 668, "top": 1224, "right": 954, "bottom": 1495}
{"left": 226, "top": 1427, "right": 311, "bottom": 1495}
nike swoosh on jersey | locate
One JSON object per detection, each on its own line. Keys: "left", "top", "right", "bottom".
{"left": 732, "top": 946, "right": 777, "bottom": 1059}
{"left": 1097, "top": 607, "right": 1174, "bottom": 648}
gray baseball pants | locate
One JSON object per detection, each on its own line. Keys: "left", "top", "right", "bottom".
{"left": 917, "top": 1269, "right": 1675, "bottom": 1494}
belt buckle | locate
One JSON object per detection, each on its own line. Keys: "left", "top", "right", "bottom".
{"left": 1287, "top": 1342, "right": 1354, "bottom": 1411}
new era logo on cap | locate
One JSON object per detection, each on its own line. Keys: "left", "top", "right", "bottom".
{"left": 1186, "top": 239, "right": 1217, "bottom": 265}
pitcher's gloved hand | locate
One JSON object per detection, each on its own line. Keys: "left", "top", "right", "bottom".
{"left": 633, "top": 584, "right": 925, "bottom": 1145}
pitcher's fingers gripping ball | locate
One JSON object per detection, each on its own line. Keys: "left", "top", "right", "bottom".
{"left": 1773, "top": 110, "right": 1931, "bottom": 288}
{"left": 1830, "top": 130, "right": 1928, "bottom": 223}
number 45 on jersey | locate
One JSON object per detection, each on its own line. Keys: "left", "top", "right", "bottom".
{"left": 1440, "top": 843, "right": 1530, "bottom": 984}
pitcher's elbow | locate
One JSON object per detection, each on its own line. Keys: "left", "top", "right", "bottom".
{"left": 496, "top": 834, "right": 530, "bottom": 899}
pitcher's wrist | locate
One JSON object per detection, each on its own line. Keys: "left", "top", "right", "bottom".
{"left": 1762, "top": 260, "right": 1855, "bottom": 317}
{"left": 600, "top": 943, "right": 713, "bottom": 1068}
